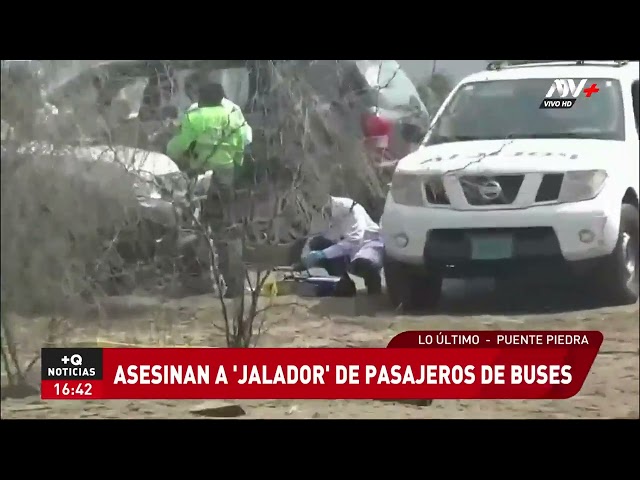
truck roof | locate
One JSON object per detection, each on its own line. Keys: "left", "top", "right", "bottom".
{"left": 461, "top": 61, "right": 639, "bottom": 84}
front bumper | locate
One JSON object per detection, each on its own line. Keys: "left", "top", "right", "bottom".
{"left": 381, "top": 195, "right": 620, "bottom": 269}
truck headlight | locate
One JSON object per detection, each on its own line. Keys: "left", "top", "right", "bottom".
{"left": 558, "top": 170, "right": 607, "bottom": 203}
{"left": 390, "top": 172, "right": 423, "bottom": 206}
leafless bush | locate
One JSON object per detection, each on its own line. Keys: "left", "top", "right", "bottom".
{"left": 203, "top": 61, "right": 387, "bottom": 347}
{"left": 1, "top": 146, "right": 142, "bottom": 314}
{"left": 0, "top": 60, "right": 387, "bottom": 363}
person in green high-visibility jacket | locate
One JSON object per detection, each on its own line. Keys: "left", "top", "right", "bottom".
{"left": 183, "top": 73, "right": 253, "bottom": 150}
{"left": 186, "top": 98, "right": 252, "bottom": 149}
{"left": 166, "top": 82, "right": 247, "bottom": 298}
{"left": 166, "top": 82, "right": 245, "bottom": 186}
{"left": 182, "top": 77, "right": 254, "bottom": 185}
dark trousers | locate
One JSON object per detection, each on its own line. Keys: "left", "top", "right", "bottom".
{"left": 203, "top": 172, "right": 245, "bottom": 297}
{"left": 307, "top": 236, "right": 382, "bottom": 294}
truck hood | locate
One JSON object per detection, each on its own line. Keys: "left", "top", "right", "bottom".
{"left": 13, "top": 142, "right": 183, "bottom": 217}
{"left": 397, "top": 139, "right": 624, "bottom": 175}
{"left": 17, "top": 142, "right": 180, "bottom": 176}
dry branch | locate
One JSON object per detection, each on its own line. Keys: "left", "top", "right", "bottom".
{"left": 0, "top": 59, "right": 389, "bottom": 357}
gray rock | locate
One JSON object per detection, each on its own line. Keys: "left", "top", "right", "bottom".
{"left": 1, "top": 383, "right": 40, "bottom": 400}
{"left": 189, "top": 401, "right": 246, "bottom": 418}
{"left": 377, "top": 399, "right": 433, "bottom": 407}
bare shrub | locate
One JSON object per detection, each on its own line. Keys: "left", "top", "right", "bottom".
{"left": 204, "top": 61, "right": 384, "bottom": 347}
{"left": 0, "top": 60, "right": 389, "bottom": 371}
{"left": 1, "top": 146, "right": 143, "bottom": 315}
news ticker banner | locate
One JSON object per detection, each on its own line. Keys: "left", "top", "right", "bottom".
{"left": 41, "top": 330, "right": 602, "bottom": 401}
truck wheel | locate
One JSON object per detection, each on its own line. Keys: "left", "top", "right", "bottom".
{"left": 180, "top": 273, "right": 215, "bottom": 295}
{"left": 181, "top": 236, "right": 217, "bottom": 295}
{"left": 593, "top": 203, "right": 639, "bottom": 305}
{"left": 383, "top": 253, "right": 442, "bottom": 311}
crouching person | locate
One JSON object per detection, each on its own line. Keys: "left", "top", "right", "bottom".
{"left": 300, "top": 196, "right": 383, "bottom": 295}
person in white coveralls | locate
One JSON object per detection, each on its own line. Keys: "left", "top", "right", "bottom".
{"left": 299, "top": 196, "right": 384, "bottom": 295}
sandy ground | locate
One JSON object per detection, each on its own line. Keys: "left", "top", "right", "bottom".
{"left": 1, "top": 279, "right": 638, "bottom": 419}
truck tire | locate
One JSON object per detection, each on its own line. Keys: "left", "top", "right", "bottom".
{"left": 384, "top": 253, "right": 442, "bottom": 311}
{"left": 593, "top": 203, "right": 639, "bottom": 305}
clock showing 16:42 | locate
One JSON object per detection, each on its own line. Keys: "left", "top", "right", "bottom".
{"left": 40, "top": 348, "right": 103, "bottom": 400}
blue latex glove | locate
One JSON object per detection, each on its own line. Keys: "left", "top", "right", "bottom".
{"left": 302, "top": 250, "right": 326, "bottom": 269}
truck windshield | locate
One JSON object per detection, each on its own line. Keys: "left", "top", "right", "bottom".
{"left": 424, "top": 78, "right": 625, "bottom": 145}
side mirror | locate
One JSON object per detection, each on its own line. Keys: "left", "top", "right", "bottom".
{"left": 400, "top": 122, "right": 426, "bottom": 144}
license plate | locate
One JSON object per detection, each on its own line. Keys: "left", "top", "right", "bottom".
{"left": 471, "top": 235, "right": 514, "bottom": 260}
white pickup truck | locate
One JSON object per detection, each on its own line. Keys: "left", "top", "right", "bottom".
{"left": 381, "top": 60, "right": 639, "bottom": 310}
